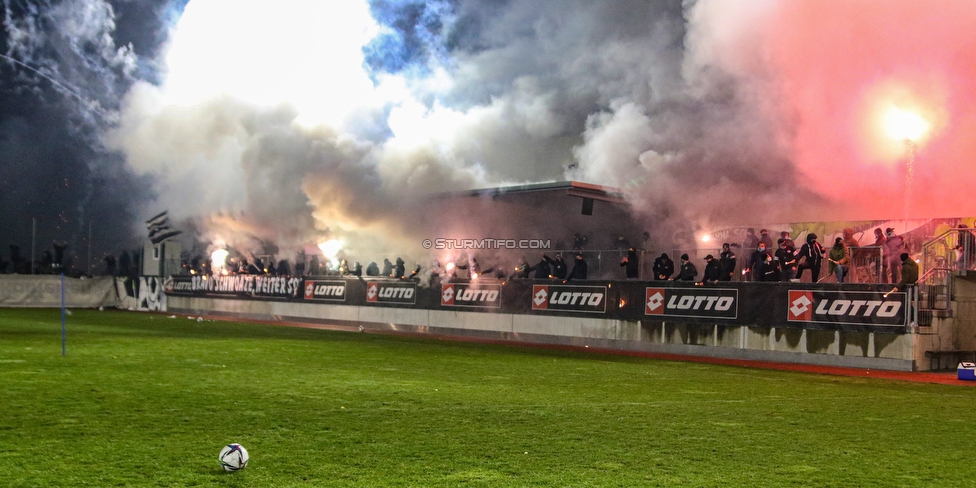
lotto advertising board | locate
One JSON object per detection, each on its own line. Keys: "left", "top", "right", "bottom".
{"left": 441, "top": 283, "right": 502, "bottom": 308}
{"left": 365, "top": 281, "right": 417, "bottom": 305}
{"left": 303, "top": 280, "right": 347, "bottom": 302}
{"left": 530, "top": 284, "right": 608, "bottom": 313}
{"left": 786, "top": 289, "right": 908, "bottom": 327}
{"left": 165, "top": 277, "right": 911, "bottom": 330}
{"left": 644, "top": 287, "right": 738, "bottom": 320}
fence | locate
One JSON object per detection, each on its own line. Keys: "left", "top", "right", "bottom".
{"left": 918, "top": 228, "right": 976, "bottom": 314}
{"left": 669, "top": 246, "right": 883, "bottom": 284}
{"left": 296, "top": 249, "right": 651, "bottom": 282}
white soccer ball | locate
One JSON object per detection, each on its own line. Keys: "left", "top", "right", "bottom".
{"left": 218, "top": 443, "right": 249, "bottom": 472}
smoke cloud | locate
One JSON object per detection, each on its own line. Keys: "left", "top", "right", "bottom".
{"left": 5, "top": 0, "right": 976, "bottom": 269}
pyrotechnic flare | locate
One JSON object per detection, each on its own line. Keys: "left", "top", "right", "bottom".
{"left": 318, "top": 240, "right": 343, "bottom": 260}
{"left": 884, "top": 107, "right": 929, "bottom": 216}
{"left": 211, "top": 249, "right": 229, "bottom": 274}
{"left": 884, "top": 107, "right": 929, "bottom": 142}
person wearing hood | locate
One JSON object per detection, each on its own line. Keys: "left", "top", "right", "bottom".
{"left": 620, "top": 247, "right": 640, "bottom": 279}
{"left": 893, "top": 253, "right": 919, "bottom": 292}
{"left": 718, "top": 243, "right": 736, "bottom": 281}
{"left": 381, "top": 258, "right": 393, "bottom": 277}
{"left": 652, "top": 253, "right": 674, "bottom": 280}
{"left": 796, "top": 233, "right": 825, "bottom": 282}
{"left": 566, "top": 253, "right": 588, "bottom": 281}
{"left": 546, "top": 254, "right": 568, "bottom": 280}
{"left": 827, "top": 237, "right": 851, "bottom": 283}
{"left": 532, "top": 254, "right": 551, "bottom": 279}
{"left": 674, "top": 254, "right": 698, "bottom": 281}
{"left": 393, "top": 257, "right": 405, "bottom": 279}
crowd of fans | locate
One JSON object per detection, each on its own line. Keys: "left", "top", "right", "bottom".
{"left": 647, "top": 225, "right": 973, "bottom": 290}
{"left": 7, "top": 225, "right": 972, "bottom": 292}
{"left": 0, "top": 244, "right": 142, "bottom": 279}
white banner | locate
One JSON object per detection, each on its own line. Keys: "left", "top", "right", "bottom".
{"left": 0, "top": 275, "right": 120, "bottom": 308}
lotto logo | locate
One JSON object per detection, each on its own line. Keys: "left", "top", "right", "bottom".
{"left": 532, "top": 285, "right": 549, "bottom": 310}
{"left": 366, "top": 282, "right": 379, "bottom": 302}
{"left": 643, "top": 287, "right": 738, "bottom": 319}
{"left": 442, "top": 283, "right": 500, "bottom": 308}
{"left": 789, "top": 291, "right": 814, "bottom": 321}
{"left": 530, "top": 284, "right": 606, "bottom": 313}
{"left": 441, "top": 284, "right": 455, "bottom": 305}
{"left": 645, "top": 288, "right": 665, "bottom": 315}
{"left": 303, "top": 280, "right": 346, "bottom": 301}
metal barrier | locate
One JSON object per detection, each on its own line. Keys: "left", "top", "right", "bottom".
{"left": 687, "top": 245, "right": 883, "bottom": 284}
{"left": 848, "top": 246, "right": 883, "bottom": 284}
{"left": 917, "top": 227, "right": 976, "bottom": 316}
{"left": 545, "top": 249, "right": 649, "bottom": 281}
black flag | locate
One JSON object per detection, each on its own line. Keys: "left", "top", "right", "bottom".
{"left": 146, "top": 211, "right": 182, "bottom": 244}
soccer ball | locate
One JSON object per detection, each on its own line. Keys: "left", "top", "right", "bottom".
{"left": 218, "top": 443, "right": 249, "bottom": 472}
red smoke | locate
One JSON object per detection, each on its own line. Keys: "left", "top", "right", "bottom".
{"left": 765, "top": 0, "right": 976, "bottom": 219}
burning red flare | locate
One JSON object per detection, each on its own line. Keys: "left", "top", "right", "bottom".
{"left": 756, "top": 0, "right": 976, "bottom": 218}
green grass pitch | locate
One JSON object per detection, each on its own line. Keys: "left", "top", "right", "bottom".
{"left": 1, "top": 307, "right": 974, "bottom": 486}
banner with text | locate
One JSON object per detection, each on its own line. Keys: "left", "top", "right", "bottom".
{"left": 164, "top": 276, "right": 909, "bottom": 330}
{"left": 164, "top": 275, "right": 303, "bottom": 299}
{"left": 441, "top": 283, "right": 502, "bottom": 308}
{"left": 786, "top": 289, "right": 907, "bottom": 327}
{"left": 531, "top": 284, "right": 607, "bottom": 313}
{"left": 303, "top": 280, "right": 347, "bottom": 302}
{"left": 645, "top": 287, "right": 738, "bottom": 320}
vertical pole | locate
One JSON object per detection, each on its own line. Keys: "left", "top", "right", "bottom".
{"left": 87, "top": 221, "right": 92, "bottom": 276}
{"left": 31, "top": 217, "right": 36, "bottom": 275}
{"left": 913, "top": 286, "right": 919, "bottom": 329}
{"left": 61, "top": 273, "right": 66, "bottom": 356}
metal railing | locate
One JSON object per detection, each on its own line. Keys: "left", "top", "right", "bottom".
{"left": 918, "top": 228, "right": 976, "bottom": 312}
{"left": 297, "top": 249, "right": 651, "bottom": 281}
{"left": 681, "top": 245, "right": 884, "bottom": 283}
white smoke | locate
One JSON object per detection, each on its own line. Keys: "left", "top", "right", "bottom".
{"left": 5, "top": 0, "right": 858, "bottom": 263}
{"left": 3, "top": 0, "right": 135, "bottom": 121}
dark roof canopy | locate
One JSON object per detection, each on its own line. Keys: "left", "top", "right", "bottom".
{"left": 439, "top": 181, "right": 625, "bottom": 204}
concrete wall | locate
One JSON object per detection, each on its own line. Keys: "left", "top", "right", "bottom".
{"left": 918, "top": 275, "right": 976, "bottom": 369}
{"left": 168, "top": 295, "right": 916, "bottom": 372}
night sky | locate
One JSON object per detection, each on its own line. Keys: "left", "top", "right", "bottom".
{"left": 1, "top": 0, "right": 183, "bottom": 271}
